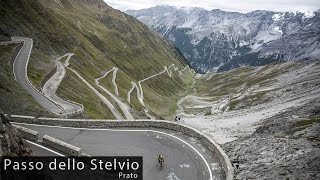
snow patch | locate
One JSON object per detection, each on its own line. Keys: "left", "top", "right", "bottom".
{"left": 272, "top": 13, "right": 285, "bottom": 21}
{"left": 273, "top": 26, "right": 283, "bottom": 35}
{"left": 180, "top": 18, "right": 198, "bottom": 28}
{"left": 300, "top": 10, "right": 315, "bottom": 19}
{"left": 239, "top": 41, "right": 249, "bottom": 47}
{"left": 179, "top": 6, "right": 194, "bottom": 13}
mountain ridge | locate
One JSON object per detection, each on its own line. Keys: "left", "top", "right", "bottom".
{"left": 127, "top": 5, "right": 320, "bottom": 73}
{"left": 0, "top": 0, "right": 193, "bottom": 119}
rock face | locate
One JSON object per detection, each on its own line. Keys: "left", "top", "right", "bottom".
{"left": 223, "top": 100, "right": 320, "bottom": 179}
{"left": 127, "top": 6, "right": 320, "bottom": 73}
{"left": 0, "top": 113, "right": 32, "bottom": 156}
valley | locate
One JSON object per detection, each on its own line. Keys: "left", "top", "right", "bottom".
{"left": 177, "top": 61, "right": 320, "bottom": 179}
{"left": 0, "top": 0, "right": 193, "bottom": 119}
{"left": 0, "top": 0, "right": 319, "bottom": 179}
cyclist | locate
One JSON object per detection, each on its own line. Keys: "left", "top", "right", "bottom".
{"left": 158, "top": 155, "right": 164, "bottom": 167}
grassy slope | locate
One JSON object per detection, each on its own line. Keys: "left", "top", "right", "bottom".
{"left": 288, "top": 116, "right": 320, "bottom": 137}
{"left": 0, "top": 0, "right": 193, "bottom": 119}
{"left": 194, "top": 62, "right": 297, "bottom": 112}
{"left": 0, "top": 44, "right": 52, "bottom": 116}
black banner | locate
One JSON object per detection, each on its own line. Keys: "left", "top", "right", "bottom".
{"left": 0, "top": 156, "right": 143, "bottom": 180}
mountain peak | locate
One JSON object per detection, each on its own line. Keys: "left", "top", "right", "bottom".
{"left": 128, "top": 6, "right": 320, "bottom": 73}
{"left": 179, "top": 6, "right": 206, "bottom": 12}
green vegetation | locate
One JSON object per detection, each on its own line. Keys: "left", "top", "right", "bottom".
{"left": 288, "top": 116, "right": 320, "bottom": 141}
{"left": 295, "top": 116, "right": 320, "bottom": 127}
{"left": 0, "top": 44, "right": 52, "bottom": 116}
{"left": 184, "top": 107, "right": 212, "bottom": 115}
{"left": 142, "top": 70, "right": 193, "bottom": 119}
{"left": 196, "top": 63, "right": 294, "bottom": 98}
{"left": 195, "top": 67, "right": 254, "bottom": 97}
{"left": 56, "top": 69, "right": 115, "bottom": 119}
{"left": 177, "top": 62, "right": 300, "bottom": 114}
{"left": 0, "top": 0, "right": 193, "bottom": 119}
{"left": 228, "top": 91, "right": 267, "bottom": 110}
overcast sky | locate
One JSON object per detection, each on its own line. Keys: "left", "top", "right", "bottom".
{"left": 103, "top": 0, "right": 320, "bottom": 13}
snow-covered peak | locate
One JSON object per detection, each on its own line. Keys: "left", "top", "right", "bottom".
{"left": 179, "top": 6, "right": 194, "bottom": 12}
{"left": 179, "top": 6, "right": 206, "bottom": 14}
{"left": 127, "top": 6, "right": 320, "bottom": 72}
{"left": 299, "top": 10, "right": 315, "bottom": 19}
{"left": 274, "top": 26, "right": 283, "bottom": 35}
{"left": 287, "top": 10, "right": 315, "bottom": 19}
{"left": 272, "top": 13, "right": 285, "bottom": 21}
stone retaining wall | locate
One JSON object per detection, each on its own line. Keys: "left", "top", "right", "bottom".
{"left": 9, "top": 116, "right": 234, "bottom": 180}
{"left": 42, "top": 135, "right": 81, "bottom": 156}
{"left": 13, "top": 125, "right": 39, "bottom": 141}
{"left": 41, "top": 66, "right": 57, "bottom": 89}
{"left": 12, "top": 122, "right": 82, "bottom": 157}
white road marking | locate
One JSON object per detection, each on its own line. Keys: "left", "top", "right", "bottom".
{"left": 14, "top": 122, "right": 213, "bottom": 180}
{"left": 10, "top": 37, "right": 65, "bottom": 114}
{"left": 12, "top": 38, "right": 24, "bottom": 81}
{"left": 26, "top": 140, "right": 65, "bottom": 157}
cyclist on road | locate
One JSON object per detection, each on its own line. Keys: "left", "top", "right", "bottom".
{"left": 158, "top": 155, "right": 164, "bottom": 167}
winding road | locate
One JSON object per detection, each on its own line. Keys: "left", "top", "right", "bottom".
{"left": 12, "top": 37, "right": 65, "bottom": 115}
{"left": 7, "top": 37, "right": 226, "bottom": 179}
{"left": 10, "top": 37, "right": 192, "bottom": 118}
{"left": 11, "top": 36, "right": 132, "bottom": 119}
{"left": 95, "top": 67, "right": 134, "bottom": 120}
{"left": 66, "top": 66, "right": 124, "bottom": 119}
{"left": 12, "top": 37, "right": 83, "bottom": 116}
{"left": 42, "top": 53, "right": 83, "bottom": 115}
{"left": 16, "top": 122, "right": 224, "bottom": 180}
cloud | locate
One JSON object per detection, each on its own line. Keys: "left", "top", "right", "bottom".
{"left": 103, "top": 0, "right": 320, "bottom": 13}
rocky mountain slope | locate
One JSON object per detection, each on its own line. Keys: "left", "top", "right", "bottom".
{"left": 0, "top": 0, "right": 193, "bottom": 119}
{"left": 0, "top": 112, "right": 32, "bottom": 156}
{"left": 177, "top": 60, "right": 320, "bottom": 179}
{"left": 127, "top": 6, "right": 320, "bottom": 73}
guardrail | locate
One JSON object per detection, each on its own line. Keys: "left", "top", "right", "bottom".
{"left": 0, "top": 41, "right": 22, "bottom": 45}
{"left": 9, "top": 116, "right": 234, "bottom": 179}
{"left": 13, "top": 125, "right": 39, "bottom": 141}
{"left": 11, "top": 37, "right": 65, "bottom": 113}
{"left": 12, "top": 122, "right": 82, "bottom": 156}
{"left": 41, "top": 61, "right": 84, "bottom": 117}
{"left": 43, "top": 135, "right": 81, "bottom": 156}
{"left": 10, "top": 37, "right": 84, "bottom": 118}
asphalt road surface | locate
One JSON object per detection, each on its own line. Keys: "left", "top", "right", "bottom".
{"left": 18, "top": 123, "right": 224, "bottom": 180}
{"left": 42, "top": 53, "right": 83, "bottom": 114}
{"left": 11, "top": 37, "right": 64, "bottom": 115}
{"left": 27, "top": 140, "right": 64, "bottom": 156}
